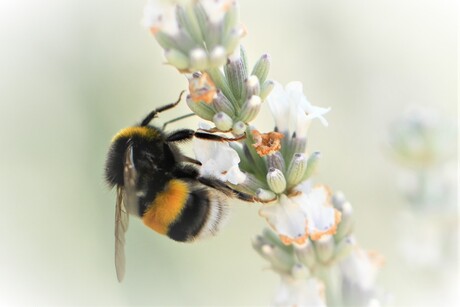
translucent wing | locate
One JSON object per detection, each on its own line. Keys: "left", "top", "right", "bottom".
{"left": 114, "top": 186, "right": 129, "bottom": 282}
{"left": 114, "top": 143, "right": 138, "bottom": 282}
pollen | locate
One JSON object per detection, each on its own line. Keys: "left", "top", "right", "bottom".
{"left": 188, "top": 72, "right": 217, "bottom": 104}
{"left": 251, "top": 130, "right": 284, "bottom": 157}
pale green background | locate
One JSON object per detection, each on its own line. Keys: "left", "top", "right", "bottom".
{"left": 0, "top": 0, "right": 457, "bottom": 306}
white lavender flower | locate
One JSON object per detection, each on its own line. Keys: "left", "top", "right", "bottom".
{"left": 193, "top": 137, "right": 246, "bottom": 185}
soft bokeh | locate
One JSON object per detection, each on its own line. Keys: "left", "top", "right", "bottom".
{"left": 0, "top": 0, "right": 457, "bottom": 306}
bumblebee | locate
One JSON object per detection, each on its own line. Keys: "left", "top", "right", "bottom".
{"left": 105, "top": 92, "right": 255, "bottom": 282}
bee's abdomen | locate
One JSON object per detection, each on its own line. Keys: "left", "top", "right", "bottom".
{"left": 142, "top": 179, "right": 228, "bottom": 242}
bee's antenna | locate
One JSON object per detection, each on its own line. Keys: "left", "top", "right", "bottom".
{"left": 141, "top": 90, "right": 186, "bottom": 127}
{"left": 162, "top": 113, "right": 195, "bottom": 130}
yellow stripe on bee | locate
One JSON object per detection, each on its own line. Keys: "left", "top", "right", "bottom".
{"left": 112, "top": 126, "right": 159, "bottom": 142}
{"left": 142, "top": 179, "right": 189, "bottom": 235}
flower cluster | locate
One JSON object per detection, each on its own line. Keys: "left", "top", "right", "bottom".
{"left": 253, "top": 192, "right": 385, "bottom": 306}
{"left": 186, "top": 46, "right": 273, "bottom": 134}
{"left": 143, "top": 0, "right": 246, "bottom": 72}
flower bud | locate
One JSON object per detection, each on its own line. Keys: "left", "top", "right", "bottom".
{"left": 294, "top": 241, "right": 316, "bottom": 269}
{"left": 210, "top": 46, "right": 227, "bottom": 67}
{"left": 224, "top": 26, "right": 245, "bottom": 53}
{"left": 251, "top": 54, "right": 271, "bottom": 84}
{"left": 267, "top": 167, "right": 287, "bottom": 194}
{"left": 333, "top": 236, "right": 355, "bottom": 263}
{"left": 286, "top": 153, "right": 308, "bottom": 187}
{"left": 232, "top": 121, "right": 246, "bottom": 136}
{"left": 213, "top": 112, "right": 233, "bottom": 131}
{"left": 259, "top": 244, "right": 295, "bottom": 274}
{"left": 314, "top": 235, "right": 335, "bottom": 264}
{"left": 303, "top": 151, "right": 321, "bottom": 181}
{"left": 256, "top": 188, "right": 277, "bottom": 202}
{"left": 335, "top": 202, "right": 354, "bottom": 240}
{"left": 291, "top": 263, "right": 310, "bottom": 279}
{"left": 243, "top": 75, "right": 260, "bottom": 101}
{"left": 260, "top": 80, "right": 275, "bottom": 100}
{"left": 223, "top": 0, "right": 239, "bottom": 34}
{"left": 332, "top": 191, "right": 347, "bottom": 210}
{"left": 267, "top": 152, "right": 285, "bottom": 173}
{"left": 186, "top": 95, "right": 215, "bottom": 121}
{"left": 239, "top": 95, "right": 261, "bottom": 123}
{"left": 212, "top": 90, "right": 235, "bottom": 116}
{"left": 175, "top": 5, "right": 203, "bottom": 43}
{"left": 190, "top": 48, "right": 209, "bottom": 71}
{"left": 224, "top": 53, "right": 247, "bottom": 101}
{"left": 164, "top": 49, "right": 189, "bottom": 70}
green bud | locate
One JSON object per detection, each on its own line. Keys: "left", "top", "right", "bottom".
{"left": 266, "top": 167, "right": 287, "bottom": 194}
{"left": 223, "top": 27, "right": 245, "bottom": 54}
{"left": 287, "top": 153, "right": 308, "bottom": 187}
{"left": 189, "top": 48, "right": 209, "bottom": 71}
{"left": 256, "top": 188, "right": 276, "bottom": 202}
{"left": 213, "top": 112, "right": 233, "bottom": 131}
{"left": 294, "top": 241, "right": 316, "bottom": 269}
{"left": 260, "top": 244, "right": 295, "bottom": 274}
{"left": 176, "top": 4, "right": 203, "bottom": 44}
{"left": 244, "top": 75, "right": 260, "bottom": 101}
{"left": 239, "top": 95, "right": 261, "bottom": 123}
{"left": 186, "top": 96, "right": 215, "bottom": 121}
{"left": 212, "top": 90, "right": 235, "bottom": 117}
{"left": 232, "top": 121, "right": 246, "bottom": 136}
{"left": 223, "top": 0, "right": 239, "bottom": 35}
{"left": 164, "top": 49, "right": 190, "bottom": 70}
{"left": 314, "top": 235, "right": 335, "bottom": 264}
{"left": 333, "top": 236, "right": 355, "bottom": 263}
{"left": 154, "top": 31, "right": 177, "bottom": 50}
{"left": 291, "top": 263, "right": 310, "bottom": 279}
{"left": 335, "top": 202, "right": 354, "bottom": 240}
{"left": 251, "top": 54, "right": 271, "bottom": 84}
{"left": 260, "top": 80, "right": 275, "bottom": 100}
{"left": 224, "top": 55, "right": 247, "bottom": 101}
{"left": 303, "top": 152, "right": 321, "bottom": 180}
{"left": 210, "top": 46, "right": 227, "bottom": 68}
{"left": 267, "top": 152, "right": 285, "bottom": 173}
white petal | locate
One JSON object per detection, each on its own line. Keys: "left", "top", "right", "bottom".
{"left": 274, "top": 276, "right": 326, "bottom": 307}
{"left": 267, "top": 81, "right": 290, "bottom": 132}
{"left": 340, "top": 248, "right": 383, "bottom": 291}
{"left": 259, "top": 195, "right": 308, "bottom": 242}
{"left": 192, "top": 138, "right": 245, "bottom": 184}
{"left": 293, "top": 185, "right": 340, "bottom": 240}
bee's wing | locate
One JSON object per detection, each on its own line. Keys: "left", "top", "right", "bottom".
{"left": 114, "top": 186, "right": 129, "bottom": 282}
{"left": 114, "top": 144, "right": 137, "bottom": 282}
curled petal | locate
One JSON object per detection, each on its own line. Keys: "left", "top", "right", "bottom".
{"left": 252, "top": 130, "right": 284, "bottom": 157}
{"left": 188, "top": 72, "right": 217, "bottom": 104}
{"left": 294, "top": 184, "right": 342, "bottom": 241}
{"left": 193, "top": 138, "right": 246, "bottom": 185}
{"left": 259, "top": 195, "right": 309, "bottom": 245}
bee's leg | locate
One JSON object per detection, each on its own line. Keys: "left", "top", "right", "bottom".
{"left": 181, "top": 156, "right": 202, "bottom": 165}
{"left": 198, "top": 177, "right": 276, "bottom": 203}
{"left": 166, "top": 129, "right": 246, "bottom": 143}
{"left": 140, "top": 90, "right": 185, "bottom": 126}
{"left": 172, "top": 164, "right": 200, "bottom": 179}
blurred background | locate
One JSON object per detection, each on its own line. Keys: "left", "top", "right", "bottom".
{"left": 0, "top": 0, "right": 457, "bottom": 305}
